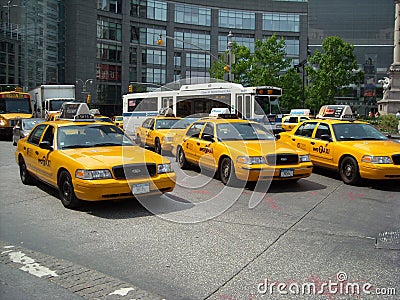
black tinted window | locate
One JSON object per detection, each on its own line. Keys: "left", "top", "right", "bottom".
{"left": 28, "top": 124, "right": 47, "bottom": 145}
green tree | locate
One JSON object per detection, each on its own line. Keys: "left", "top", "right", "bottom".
{"left": 305, "top": 36, "right": 364, "bottom": 112}
{"left": 209, "top": 34, "right": 301, "bottom": 111}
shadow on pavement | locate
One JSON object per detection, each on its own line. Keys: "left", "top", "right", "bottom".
{"left": 35, "top": 180, "right": 194, "bottom": 220}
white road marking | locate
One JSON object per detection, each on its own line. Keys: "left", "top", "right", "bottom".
{"left": 6, "top": 250, "right": 58, "bottom": 277}
{"left": 109, "top": 287, "right": 135, "bottom": 296}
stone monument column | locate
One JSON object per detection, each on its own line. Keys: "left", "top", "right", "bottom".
{"left": 377, "top": 0, "right": 400, "bottom": 115}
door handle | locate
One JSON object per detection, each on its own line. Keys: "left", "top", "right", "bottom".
{"left": 196, "top": 142, "right": 200, "bottom": 146}
{"left": 292, "top": 138, "right": 295, "bottom": 141}
{"left": 35, "top": 151, "right": 39, "bottom": 155}
{"left": 310, "top": 142, "right": 315, "bottom": 145}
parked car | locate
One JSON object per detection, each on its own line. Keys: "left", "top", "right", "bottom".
{"left": 176, "top": 116, "right": 313, "bottom": 185}
{"left": 278, "top": 118, "right": 400, "bottom": 185}
{"left": 15, "top": 103, "right": 176, "bottom": 209}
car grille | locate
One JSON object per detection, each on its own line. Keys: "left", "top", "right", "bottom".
{"left": 112, "top": 164, "right": 157, "bottom": 179}
{"left": 266, "top": 154, "right": 299, "bottom": 165}
{"left": 392, "top": 154, "right": 400, "bottom": 165}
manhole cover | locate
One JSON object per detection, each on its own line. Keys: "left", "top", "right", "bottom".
{"left": 375, "top": 230, "right": 400, "bottom": 250}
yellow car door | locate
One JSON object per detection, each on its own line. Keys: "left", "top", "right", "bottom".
{"left": 35, "top": 125, "right": 56, "bottom": 183}
{"left": 290, "top": 121, "right": 318, "bottom": 153}
{"left": 24, "top": 124, "right": 48, "bottom": 175}
{"left": 310, "top": 122, "right": 334, "bottom": 168}
{"left": 182, "top": 122, "right": 205, "bottom": 163}
{"left": 145, "top": 118, "right": 155, "bottom": 147}
{"left": 196, "top": 122, "right": 217, "bottom": 170}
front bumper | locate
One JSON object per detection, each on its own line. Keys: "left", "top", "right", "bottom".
{"left": 359, "top": 163, "right": 400, "bottom": 180}
{"left": 73, "top": 173, "right": 176, "bottom": 201}
{"left": 235, "top": 162, "right": 313, "bottom": 181}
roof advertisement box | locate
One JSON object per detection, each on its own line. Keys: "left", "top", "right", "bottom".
{"left": 316, "top": 105, "right": 353, "bottom": 120}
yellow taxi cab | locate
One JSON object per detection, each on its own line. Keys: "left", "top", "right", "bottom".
{"left": 112, "top": 115, "right": 124, "bottom": 129}
{"left": 46, "top": 112, "right": 60, "bottom": 121}
{"left": 135, "top": 115, "right": 183, "bottom": 154}
{"left": 278, "top": 105, "right": 400, "bottom": 185}
{"left": 281, "top": 115, "right": 311, "bottom": 131}
{"left": 15, "top": 103, "right": 176, "bottom": 209}
{"left": 176, "top": 115, "right": 313, "bottom": 185}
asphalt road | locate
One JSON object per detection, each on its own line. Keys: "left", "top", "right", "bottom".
{"left": 0, "top": 140, "right": 399, "bottom": 299}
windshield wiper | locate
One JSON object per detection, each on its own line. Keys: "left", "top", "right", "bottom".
{"left": 62, "top": 144, "right": 92, "bottom": 149}
{"left": 93, "top": 142, "right": 121, "bottom": 147}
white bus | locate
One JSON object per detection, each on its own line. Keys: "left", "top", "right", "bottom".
{"left": 122, "top": 82, "right": 282, "bottom": 138}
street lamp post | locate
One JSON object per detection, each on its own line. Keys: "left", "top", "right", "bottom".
{"left": 227, "top": 31, "right": 234, "bottom": 82}
{"left": 76, "top": 79, "right": 94, "bottom": 103}
{"left": 295, "top": 59, "right": 307, "bottom": 108}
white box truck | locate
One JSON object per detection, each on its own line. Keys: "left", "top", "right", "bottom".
{"left": 29, "top": 85, "right": 76, "bottom": 118}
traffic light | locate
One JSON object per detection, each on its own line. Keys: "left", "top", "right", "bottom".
{"left": 128, "top": 84, "right": 133, "bottom": 93}
{"left": 86, "top": 93, "right": 91, "bottom": 104}
{"left": 223, "top": 65, "right": 230, "bottom": 72}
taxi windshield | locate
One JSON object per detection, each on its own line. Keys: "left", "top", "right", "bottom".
{"left": 332, "top": 123, "right": 389, "bottom": 141}
{"left": 216, "top": 122, "right": 275, "bottom": 141}
{"left": 58, "top": 124, "right": 134, "bottom": 149}
{"left": 155, "top": 119, "right": 180, "bottom": 129}
{"left": 171, "top": 118, "right": 198, "bottom": 129}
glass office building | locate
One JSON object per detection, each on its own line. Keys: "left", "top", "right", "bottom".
{"left": 308, "top": 0, "right": 394, "bottom": 114}
{"left": 64, "top": 0, "right": 308, "bottom": 115}
{"left": 2, "top": 0, "right": 394, "bottom": 115}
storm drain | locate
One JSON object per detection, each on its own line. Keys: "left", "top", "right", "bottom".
{"left": 375, "top": 230, "right": 400, "bottom": 250}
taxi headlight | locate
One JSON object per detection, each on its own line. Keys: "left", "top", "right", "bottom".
{"left": 158, "top": 163, "right": 173, "bottom": 174}
{"left": 299, "top": 154, "right": 311, "bottom": 162}
{"left": 361, "top": 156, "right": 392, "bottom": 164}
{"left": 236, "top": 156, "right": 266, "bottom": 164}
{"left": 75, "top": 169, "right": 112, "bottom": 180}
{"left": 0, "top": 119, "right": 5, "bottom": 126}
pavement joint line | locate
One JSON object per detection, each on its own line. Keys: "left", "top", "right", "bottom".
{"left": 0, "top": 240, "right": 165, "bottom": 299}
{"left": 204, "top": 182, "right": 343, "bottom": 299}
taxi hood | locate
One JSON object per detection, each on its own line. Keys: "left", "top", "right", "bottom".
{"left": 340, "top": 140, "right": 400, "bottom": 156}
{"left": 62, "top": 146, "right": 169, "bottom": 169}
{"left": 221, "top": 140, "right": 302, "bottom": 156}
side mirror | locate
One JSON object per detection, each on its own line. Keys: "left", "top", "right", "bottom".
{"left": 202, "top": 134, "right": 215, "bottom": 142}
{"left": 320, "top": 134, "right": 333, "bottom": 142}
{"left": 39, "top": 141, "right": 53, "bottom": 150}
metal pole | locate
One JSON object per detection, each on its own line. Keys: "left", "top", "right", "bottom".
{"left": 227, "top": 31, "right": 233, "bottom": 82}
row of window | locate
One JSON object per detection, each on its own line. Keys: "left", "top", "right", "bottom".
{"left": 98, "top": 1, "right": 301, "bottom": 31}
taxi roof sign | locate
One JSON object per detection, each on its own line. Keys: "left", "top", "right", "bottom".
{"left": 290, "top": 109, "right": 310, "bottom": 116}
{"left": 59, "top": 102, "right": 95, "bottom": 121}
{"left": 209, "top": 107, "right": 230, "bottom": 117}
{"left": 316, "top": 105, "right": 354, "bottom": 120}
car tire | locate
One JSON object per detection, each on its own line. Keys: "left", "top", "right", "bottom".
{"left": 219, "top": 157, "right": 238, "bottom": 186}
{"left": 19, "top": 157, "right": 36, "bottom": 185}
{"left": 58, "top": 170, "right": 81, "bottom": 209}
{"left": 340, "top": 156, "right": 361, "bottom": 185}
{"left": 155, "top": 138, "right": 161, "bottom": 154}
{"left": 177, "top": 147, "right": 189, "bottom": 169}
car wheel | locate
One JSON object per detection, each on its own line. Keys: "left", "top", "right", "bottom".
{"left": 19, "top": 157, "right": 36, "bottom": 185}
{"left": 155, "top": 138, "right": 162, "bottom": 154}
{"left": 58, "top": 170, "right": 81, "bottom": 209}
{"left": 340, "top": 156, "right": 361, "bottom": 185}
{"left": 177, "top": 147, "right": 189, "bottom": 169}
{"left": 219, "top": 157, "right": 237, "bottom": 186}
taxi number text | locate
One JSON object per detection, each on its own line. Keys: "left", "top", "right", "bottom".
{"left": 280, "top": 169, "right": 294, "bottom": 177}
{"left": 132, "top": 183, "right": 150, "bottom": 194}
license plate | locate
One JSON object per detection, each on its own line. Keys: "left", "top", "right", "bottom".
{"left": 132, "top": 183, "right": 150, "bottom": 194}
{"left": 280, "top": 169, "right": 294, "bottom": 178}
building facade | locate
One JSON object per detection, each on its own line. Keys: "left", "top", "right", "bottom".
{"left": 1, "top": 0, "right": 394, "bottom": 116}
{"left": 308, "top": 0, "right": 395, "bottom": 115}
{"left": 63, "top": 0, "right": 308, "bottom": 115}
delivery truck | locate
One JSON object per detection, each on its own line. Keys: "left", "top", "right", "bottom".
{"left": 29, "top": 85, "right": 76, "bottom": 118}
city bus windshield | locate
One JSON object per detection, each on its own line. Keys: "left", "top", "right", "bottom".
{"left": 0, "top": 98, "right": 32, "bottom": 114}
{"left": 254, "top": 96, "right": 281, "bottom": 115}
